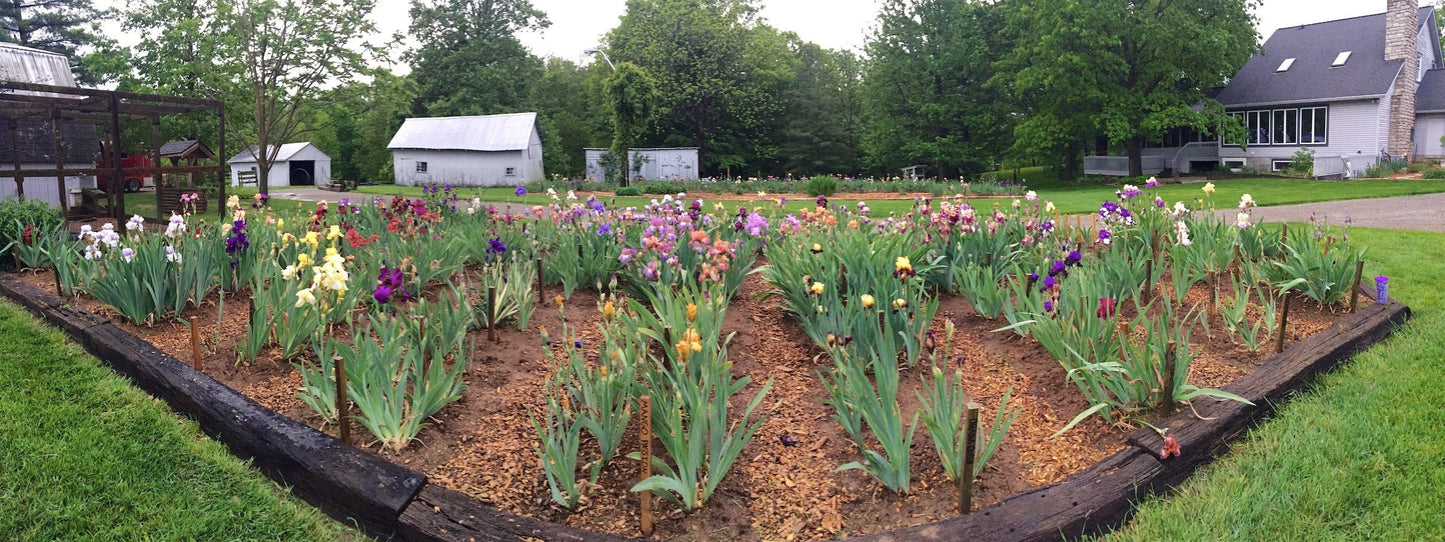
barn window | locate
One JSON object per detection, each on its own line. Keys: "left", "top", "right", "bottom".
{"left": 505, "top": 167, "right": 516, "bottom": 176}
{"left": 416, "top": 161, "right": 428, "bottom": 173}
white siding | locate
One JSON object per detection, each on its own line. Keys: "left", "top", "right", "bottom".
{"left": 583, "top": 148, "right": 700, "bottom": 182}
{"left": 524, "top": 129, "right": 544, "bottom": 182}
{"left": 231, "top": 163, "right": 291, "bottom": 187}
{"left": 392, "top": 149, "right": 534, "bottom": 187}
{"left": 0, "top": 163, "right": 97, "bottom": 208}
{"left": 1415, "top": 113, "right": 1445, "bottom": 157}
{"left": 1219, "top": 99, "right": 1385, "bottom": 172}
{"left": 1378, "top": 84, "right": 1394, "bottom": 153}
{"left": 1419, "top": 24, "right": 1437, "bottom": 77}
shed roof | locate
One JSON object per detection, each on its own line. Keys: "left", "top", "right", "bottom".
{"left": 0, "top": 43, "right": 77, "bottom": 88}
{"left": 159, "top": 139, "right": 214, "bottom": 159}
{"left": 388, "top": 113, "right": 538, "bottom": 152}
{"left": 1215, "top": 6, "right": 1438, "bottom": 108}
{"left": 227, "top": 142, "right": 323, "bottom": 164}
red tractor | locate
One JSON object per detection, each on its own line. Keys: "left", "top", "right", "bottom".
{"left": 95, "top": 142, "right": 154, "bottom": 193}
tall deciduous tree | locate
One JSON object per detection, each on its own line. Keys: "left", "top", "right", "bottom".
{"left": 604, "top": 61, "right": 657, "bottom": 186}
{"left": 607, "top": 0, "right": 787, "bottom": 175}
{"left": 779, "top": 41, "right": 862, "bottom": 176}
{"left": 530, "top": 58, "right": 609, "bottom": 178}
{"left": 0, "top": 0, "right": 111, "bottom": 83}
{"left": 861, "top": 0, "right": 1012, "bottom": 179}
{"left": 408, "top": 0, "right": 548, "bottom": 116}
{"left": 1002, "top": 0, "right": 1258, "bottom": 176}
{"left": 222, "top": 0, "right": 381, "bottom": 194}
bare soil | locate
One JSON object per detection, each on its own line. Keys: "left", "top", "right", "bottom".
{"left": 17, "top": 269, "right": 1344, "bottom": 541}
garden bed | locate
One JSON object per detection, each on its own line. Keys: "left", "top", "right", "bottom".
{"left": 12, "top": 267, "right": 1357, "bottom": 540}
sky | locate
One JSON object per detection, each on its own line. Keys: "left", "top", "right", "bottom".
{"left": 94, "top": 0, "right": 1436, "bottom": 72}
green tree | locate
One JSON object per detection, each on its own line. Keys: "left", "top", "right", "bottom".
{"left": 778, "top": 41, "right": 862, "bottom": 176}
{"left": 408, "top": 0, "right": 548, "bottom": 117}
{"left": 604, "top": 61, "right": 657, "bottom": 186}
{"left": 861, "top": 0, "right": 1012, "bottom": 179}
{"left": 1001, "top": 0, "right": 1258, "bottom": 176}
{"left": 607, "top": 0, "right": 788, "bottom": 175}
{"left": 223, "top": 0, "right": 382, "bottom": 194}
{"left": 308, "top": 71, "right": 417, "bottom": 182}
{"left": 530, "top": 58, "right": 609, "bottom": 178}
{"left": 0, "top": 0, "right": 112, "bottom": 84}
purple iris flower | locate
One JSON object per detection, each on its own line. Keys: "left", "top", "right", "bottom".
{"left": 1049, "top": 260, "right": 1067, "bottom": 277}
{"left": 1065, "top": 250, "right": 1082, "bottom": 266}
{"left": 597, "top": 223, "right": 612, "bottom": 236}
{"left": 487, "top": 237, "right": 507, "bottom": 255}
{"left": 1044, "top": 300, "right": 1054, "bottom": 312}
{"left": 374, "top": 284, "right": 394, "bottom": 304}
{"left": 1040, "top": 275, "right": 1057, "bottom": 291}
{"left": 515, "top": 186, "right": 527, "bottom": 197}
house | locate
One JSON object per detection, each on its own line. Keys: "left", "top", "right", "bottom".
{"left": 388, "top": 113, "right": 543, "bottom": 187}
{"left": 0, "top": 42, "right": 101, "bottom": 208}
{"left": 584, "top": 147, "right": 699, "bottom": 182}
{"left": 1085, "top": 1, "right": 1440, "bottom": 178}
{"left": 227, "top": 143, "right": 331, "bottom": 187}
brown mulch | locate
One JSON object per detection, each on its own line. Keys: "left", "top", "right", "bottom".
{"left": 15, "top": 268, "right": 1345, "bottom": 541}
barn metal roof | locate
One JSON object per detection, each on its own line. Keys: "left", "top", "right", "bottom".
{"left": 227, "top": 143, "right": 320, "bottom": 164}
{"left": 0, "top": 42, "right": 77, "bottom": 88}
{"left": 387, "top": 113, "right": 538, "bottom": 152}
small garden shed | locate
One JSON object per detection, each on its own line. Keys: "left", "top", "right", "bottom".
{"left": 227, "top": 143, "right": 331, "bottom": 187}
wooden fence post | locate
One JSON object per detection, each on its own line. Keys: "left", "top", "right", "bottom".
{"left": 640, "top": 395, "right": 654, "bottom": 536}
{"left": 958, "top": 402, "right": 981, "bottom": 514}
{"left": 335, "top": 355, "right": 350, "bottom": 444}
{"left": 1275, "top": 294, "right": 1291, "bottom": 354}
{"left": 189, "top": 316, "right": 202, "bottom": 370}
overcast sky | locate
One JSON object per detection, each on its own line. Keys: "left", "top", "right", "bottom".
{"left": 96, "top": 0, "right": 1435, "bottom": 71}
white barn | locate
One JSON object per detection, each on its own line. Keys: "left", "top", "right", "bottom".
{"left": 584, "top": 147, "right": 700, "bottom": 183}
{"left": 227, "top": 143, "right": 331, "bottom": 187}
{"left": 0, "top": 43, "right": 101, "bottom": 208}
{"left": 387, "top": 113, "right": 543, "bottom": 187}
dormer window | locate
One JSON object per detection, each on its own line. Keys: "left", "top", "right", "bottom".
{"left": 1332, "top": 51, "right": 1351, "bottom": 67}
{"left": 1277, "top": 58, "right": 1296, "bottom": 72}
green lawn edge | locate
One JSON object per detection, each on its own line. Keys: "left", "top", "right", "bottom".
{"left": 0, "top": 300, "right": 356, "bottom": 541}
{"left": 1103, "top": 226, "right": 1445, "bottom": 541}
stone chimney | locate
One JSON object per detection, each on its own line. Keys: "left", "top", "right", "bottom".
{"left": 1385, "top": 0, "right": 1419, "bottom": 158}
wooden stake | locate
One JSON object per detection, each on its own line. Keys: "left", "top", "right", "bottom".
{"left": 487, "top": 285, "right": 498, "bottom": 343}
{"left": 839, "top": 263, "right": 847, "bottom": 298}
{"left": 1349, "top": 259, "right": 1365, "bottom": 313}
{"left": 1143, "top": 258, "right": 1153, "bottom": 302}
{"left": 1232, "top": 244, "right": 1243, "bottom": 273}
{"left": 335, "top": 355, "right": 350, "bottom": 444}
{"left": 958, "top": 402, "right": 981, "bottom": 514}
{"left": 1161, "top": 341, "right": 1177, "bottom": 412}
{"left": 878, "top": 310, "right": 886, "bottom": 335}
{"left": 640, "top": 395, "right": 654, "bottom": 536}
{"left": 536, "top": 257, "right": 545, "bottom": 299}
{"left": 52, "top": 265, "right": 63, "bottom": 297}
{"left": 1275, "top": 294, "right": 1291, "bottom": 354}
{"left": 189, "top": 316, "right": 202, "bottom": 370}
{"left": 1279, "top": 223, "right": 1289, "bottom": 255}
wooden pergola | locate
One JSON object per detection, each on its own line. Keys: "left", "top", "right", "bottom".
{"left": 0, "top": 81, "right": 226, "bottom": 220}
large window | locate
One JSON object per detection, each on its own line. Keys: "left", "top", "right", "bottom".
{"left": 1228, "top": 106, "right": 1327, "bottom": 146}
{"left": 1300, "top": 107, "right": 1327, "bottom": 144}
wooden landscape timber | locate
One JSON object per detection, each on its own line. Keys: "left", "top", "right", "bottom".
{"left": 0, "top": 274, "right": 1409, "bottom": 542}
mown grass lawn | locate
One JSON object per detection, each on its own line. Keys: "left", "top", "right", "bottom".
{"left": 0, "top": 301, "right": 356, "bottom": 541}
{"left": 1104, "top": 226, "right": 1445, "bottom": 541}
{"left": 355, "top": 175, "right": 1445, "bottom": 217}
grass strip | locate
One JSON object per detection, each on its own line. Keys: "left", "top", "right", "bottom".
{"left": 0, "top": 300, "right": 356, "bottom": 541}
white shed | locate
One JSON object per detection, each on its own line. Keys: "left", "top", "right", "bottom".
{"left": 584, "top": 147, "right": 699, "bottom": 183}
{"left": 227, "top": 143, "right": 331, "bottom": 187}
{"left": 387, "top": 113, "right": 543, "bottom": 187}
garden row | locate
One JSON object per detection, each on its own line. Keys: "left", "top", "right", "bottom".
{"left": 2, "top": 178, "right": 1377, "bottom": 538}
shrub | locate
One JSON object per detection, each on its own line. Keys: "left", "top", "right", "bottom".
{"left": 615, "top": 186, "right": 641, "bottom": 197}
{"left": 1364, "top": 159, "right": 1407, "bottom": 178}
{"left": 1423, "top": 169, "right": 1445, "bottom": 180}
{"left": 0, "top": 199, "right": 63, "bottom": 271}
{"left": 1289, "top": 147, "right": 1314, "bottom": 177}
{"left": 1406, "top": 162, "right": 1432, "bottom": 173}
{"left": 804, "top": 175, "right": 838, "bottom": 197}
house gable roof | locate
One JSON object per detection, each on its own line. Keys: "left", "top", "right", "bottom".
{"left": 227, "top": 142, "right": 324, "bottom": 164}
{"left": 387, "top": 113, "right": 539, "bottom": 152}
{"left": 1417, "top": 69, "right": 1445, "bottom": 113}
{"left": 1216, "top": 6, "right": 1437, "bottom": 108}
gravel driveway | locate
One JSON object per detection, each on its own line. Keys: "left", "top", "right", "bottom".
{"left": 1217, "top": 192, "right": 1445, "bottom": 233}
